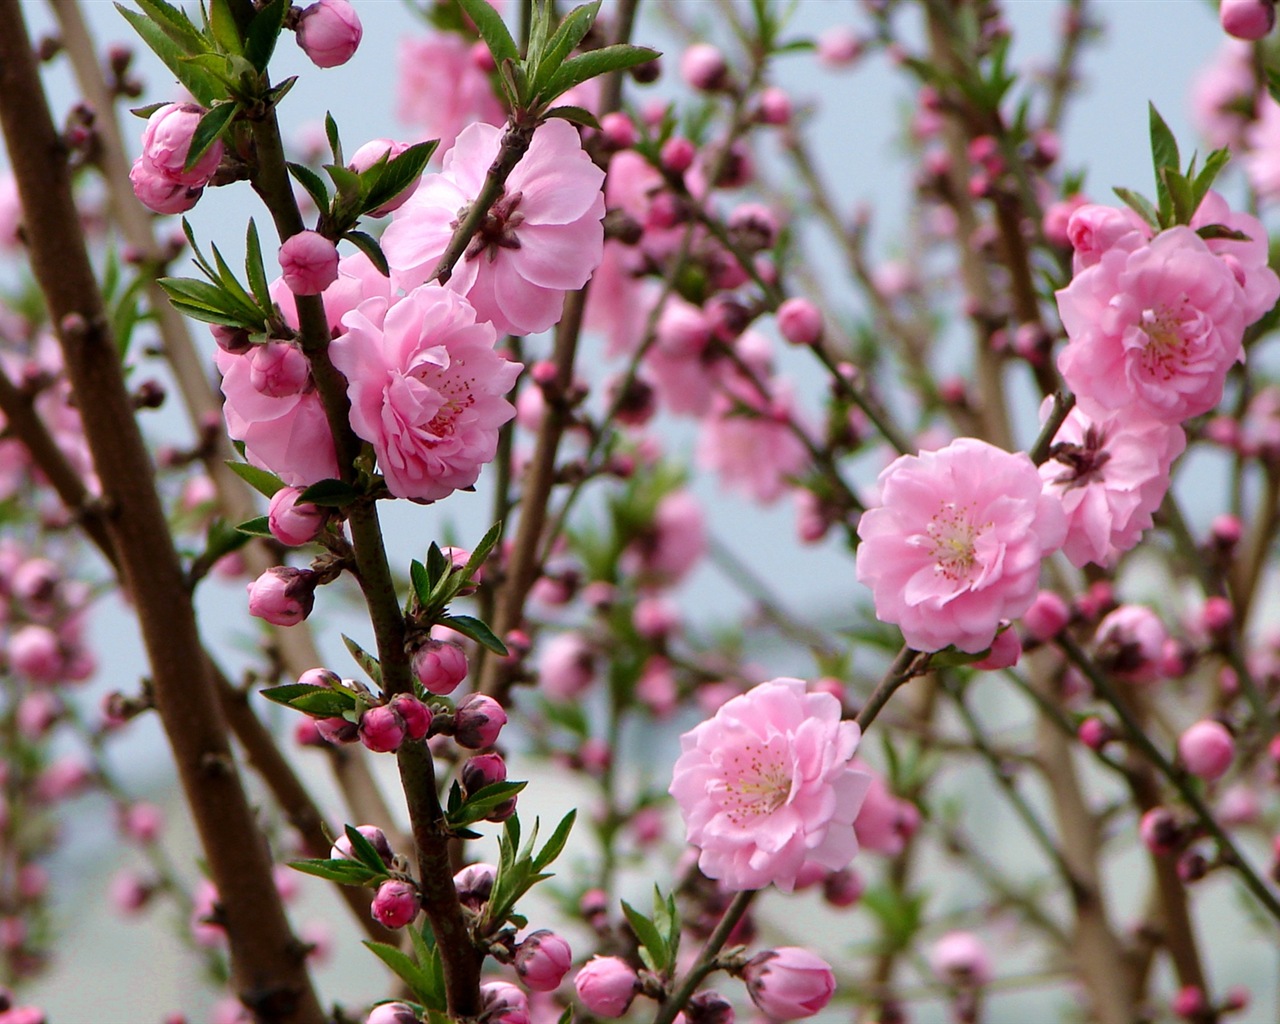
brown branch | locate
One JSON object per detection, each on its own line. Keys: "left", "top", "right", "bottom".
{"left": 0, "top": 7, "right": 323, "bottom": 1020}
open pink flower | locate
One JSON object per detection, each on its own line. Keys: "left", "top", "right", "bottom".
{"left": 1039, "top": 402, "right": 1186, "bottom": 568}
{"left": 1056, "top": 226, "right": 1246, "bottom": 423}
{"left": 396, "top": 33, "right": 504, "bottom": 153}
{"left": 696, "top": 377, "right": 809, "bottom": 505}
{"left": 382, "top": 119, "right": 605, "bottom": 336}
{"left": 669, "top": 677, "right": 872, "bottom": 892}
{"left": 331, "top": 284, "right": 520, "bottom": 500}
{"left": 856, "top": 438, "right": 1066, "bottom": 653}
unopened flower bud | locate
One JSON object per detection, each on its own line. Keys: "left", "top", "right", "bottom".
{"left": 210, "top": 324, "right": 252, "bottom": 354}
{"left": 574, "top": 956, "right": 638, "bottom": 1018}
{"left": 757, "top": 86, "right": 792, "bottom": 126}
{"left": 600, "top": 112, "right": 637, "bottom": 150}
{"left": 972, "top": 628, "right": 1020, "bottom": 670}
{"left": 246, "top": 566, "right": 316, "bottom": 626}
{"left": 1077, "top": 717, "right": 1112, "bottom": 751}
{"left": 453, "top": 862, "right": 496, "bottom": 909}
{"left": 316, "top": 716, "right": 359, "bottom": 744}
{"left": 249, "top": 343, "right": 311, "bottom": 398}
{"left": 129, "top": 158, "right": 202, "bottom": 215}
{"left": 776, "top": 297, "right": 823, "bottom": 346}
{"left": 389, "top": 694, "right": 432, "bottom": 740}
{"left": 280, "top": 231, "right": 339, "bottom": 296}
{"left": 461, "top": 752, "right": 507, "bottom": 795}
{"left": 1140, "top": 807, "right": 1182, "bottom": 856}
{"left": 412, "top": 639, "right": 468, "bottom": 695}
{"left": 1220, "top": 0, "right": 1276, "bottom": 40}
{"left": 371, "top": 879, "right": 420, "bottom": 929}
{"left": 1178, "top": 720, "right": 1234, "bottom": 781}
{"left": 929, "top": 931, "right": 992, "bottom": 987}
{"left": 1200, "top": 596, "right": 1234, "bottom": 636}
{"left": 680, "top": 43, "right": 728, "bottom": 91}
{"left": 349, "top": 139, "right": 422, "bottom": 215}
{"left": 331, "top": 825, "right": 393, "bottom": 866}
{"left": 1023, "top": 590, "right": 1070, "bottom": 642}
{"left": 359, "top": 703, "right": 407, "bottom": 754}
{"left": 661, "top": 137, "right": 696, "bottom": 174}
{"left": 296, "top": 0, "right": 363, "bottom": 68}
{"left": 515, "top": 930, "right": 573, "bottom": 992}
{"left": 454, "top": 693, "right": 507, "bottom": 749}
{"left": 268, "top": 486, "right": 326, "bottom": 546}
{"left": 821, "top": 867, "right": 863, "bottom": 908}
{"left": 364, "top": 1003, "right": 418, "bottom": 1024}
{"left": 1172, "top": 985, "right": 1207, "bottom": 1019}
{"left": 480, "top": 982, "right": 529, "bottom": 1024}
{"left": 743, "top": 948, "right": 835, "bottom": 1021}
{"left": 140, "top": 103, "right": 222, "bottom": 186}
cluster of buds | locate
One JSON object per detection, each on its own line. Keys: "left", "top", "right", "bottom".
{"left": 129, "top": 103, "right": 223, "bottom": 215}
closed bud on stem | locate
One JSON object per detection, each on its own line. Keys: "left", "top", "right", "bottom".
{"left": 371, "top": 879, "right": 420, "bottom": 929}
{"left": 295, "top": 0, "right": 363, "bottom": 67}
{"left": 452, "top": 862, "right": 496, "bottom": 910}
{"left": 268, "top": 486, "right": 327, "bottom": 546}
{"left": 574, "top": 956, "right": 638, "bottom": 1018}
{"left": 742, "top": 948, "right": 835, "bottom": 1021}
{"left": 358, "top": 703, "right": 407, "bottom": 754}
{"left": 411, "top": 639, "right": 468, "bottom": 694}
{"left": 454, "top": 693, "right": 507, "bottom": 749}
{"left": 389, "top": 694, "right": 432, "bottom": 740}
{"left": 246, "top": 567, "right": 317, "bottom": 626}
{"left": 514, "top": 930, "right": 573, "bottom": 992}
{"left": 364, "top": 1003, "right": 418, "bottom": 1024}
{"left": 279, "top": 231, "right": 339, "bottom": 296}
{"left": 330, "top": 825, "right": 393, "bottom": 866}
{"left": 686, "top": 991, "right": 735, "bottom": 1024}
{"left": 1220, "top": 0, "right": 1276, "bottom": 40}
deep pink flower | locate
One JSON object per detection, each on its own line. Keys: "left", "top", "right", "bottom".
{"left": 129, "top": 158, "right": 202, "bottom": 215}
{"left": 743, "top": 947, "right": 835, "bottom": 1021}
{"left": 1057, "top": 226, "right": 1246, "bottom": 423}
{"left": 396, "top": 34, "right": 504, "bottom": 153}
{"left": 454, "top": 693, "right": 507, "bottom": 749}
{"left": 1038, "top": 403, "right": 1186, "bottom": 568}
{"left": 852, "top": 760, "right": 918, "bottom": 857}
{"left": 371, "top": 879, "right": 420, "bottom": 929}
{"left": 331, "top": 284, "right": 520, "bottom": 501}
{"left": 856, "top": 438, "right": 1065, "bottom": 653}
{"left": 412, "top": 638, "right": 469, "bottom": 694}
{"left": 1066, "top": 203, "right": 1148, "bottom": 273}
{"left": 669, "top": 678, "right": 871, "bottom": 892}
{"left": 1221, "top": 0, "right": 1275, "bottom": 40}
{"left": 382, "top": 119, "right": 606, "bottom": 336}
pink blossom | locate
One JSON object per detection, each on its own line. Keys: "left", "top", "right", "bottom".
{"left": 1038, "top": 403, "right": 1185, "bottom": 568}
{"left": 246, "top": 566, "right": 316, "bottom": 627}
{"left": 412, "top": 638, "right": 469, "bottom": 694}
{"left": 776, "top": 298, "right": 823, "bottom": 346}
{"left": 270, "top": 251, "right": 394, "bottom": 338}
{"left": 454, "top": 693, "right": 507, "bottom": 749}
{"left": 396, "top": 34, "right": 504, "bottom": 153}
{"left": 743, "top": 947, "right": 835, "bottom": 1021}
{"left": 669, "top": 678, "right": 872, "bottom": 892}
{"left": 929, "top": 931, "right": 993, "bottom": 986}
{"left": 696, "top": 379, "right": 809, "bottom": 505}
{"left": 1190, "top": 191, "right": 1280, "bottom": 324}
{"left": 1221, "top": 0, "right": 1275, "bottom": 39}
{"left": 331, "top": 285, "right": 520, "bottom": 501}
{"left": 537, "top": 631, "right": 595, "bottom": 701}
{"left": 371, "top": 880, "right": 420, "bottom": 929}
{"left": 248, "top": 343, "right": 310, "bottom": 398}
{"left": 1178, "top": 720, "right": 1235, "bottom": 780}
{"left": 1057, "top": 227, "right": 1247, "bottom": 423}
{"left": 852, "top": 760, "right": 918, "bottom": 857}
{"left": 1190, "top": 41, "right": 1257, "bottom": 149}
{"left": 128, "top": 159, "right": 202, "bottom": 215}
{"left": 1094, "top": 605, "right": 1168, "bottom": 683}
{"left": 1066, "top": 203, "right": 1148, "bottom": 273}
{"left": 856, "top": 438, "right": 1066, "bottom": 653}
{"left": 515, "top": 930, "right": 573, "bottom": 992}
{"left": 268, "top": 486, "right": 326, "bottom": 546}
{"left": 1246, "top": 93, "right": 1280, "bottom": 201}
{"left": 624, "top": 489, "right": 707, "bottom": 585}
{"left": 382, "top": 119, "right": 606, "bottom": 336}
{"left": 349, "top": 139, "right": 423, "bottom": 215}
{"left": 216, "top": 347, "right": 339, "bottom": 487}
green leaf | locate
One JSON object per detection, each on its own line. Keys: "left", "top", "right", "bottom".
{"left": 622, "top": 900, "right": 669, "bottom": 973}
{"left": 531, "top": 809, "right": 575, "bottom": 872}
{"left": 184, "top": 101, "right": 237, "bottom": 172}
{"left": 235, "top": 515, "right": 273, "bottom": 537}
{"left": 325, "top": 111, "right": 343, "bottom": 165}
{"left": 361, "top": 141, "right": 437, "bottom": 218}
{"left": 541, "top": 45, "right": 660, "bottom": 102}
{"left": 210, "top": 240, "right": 266, "bottom": 320}
{"left": 1191, "top": 147, "right": 1231, "bottom": 212}
{"left": 245, "top": 0, "right": 288, "bottom": 71}
{"left": 129, "top": 101, "right": 170, "bottom": 119}
{"left": 1111, "top": 187, "right": 1159, "bottom": 230}
{"left": 260, "top": 682, "right": 358, "bottom": 717}
{"left": 406, "top": 929, "right": 446, "bottom": 1013}
{"left": 462, "top": 522, "right": 501, "bottom": 581}
{"left": 448, "top": 780, "right": 528, "bottom": 828}
{"left": 439, "top": 614, "right": 508, "bottom": 656}
{"left": 208, "top": 0, "right": 245, "bottom": 55}
{"left": 133, "top": 0, "right": 208, "bottom": 53}
{"left": 931, "top": 646, "right": 989, "bottom": 668}
{"left": 344, "top": 823, "right": 391, "bottom": 874}
{"left": 1161, "top": 165, "right": 1196, "bottom": 226}
{"left": 117, "top": 5, "right": 222, "bottom": 106}
{"left": 344, "top": 231, "right": 390, "bottom": 277}
{"left": 343, "top": 634, "right": 383, "bottom": 687}
{"left": 289, "top": 857, "right": 381, "bottom": 885}
{"left": 288, "top": 162, "right": 331, "bottom": 212}
{"left": 426, "top": 542, "right": 449, "bottom": 588}
{"left": 1149, "top": 102, "right": 1179, "bottom": 221}
{"left": 362, "top": 942, "right": 439, "bottom": 1007}
{"left": 297, "top": 478, "right": 361, "bottom": 507}
{"left": 225, "top": 460, "right": 286, "bottom": 498}
{"left": 324, "top": 162, "right": 362, "bottom": 200}
{"left": 533, "top": 1, "right": 601, "bottom": 91}
{"left": 410, "top": 559, "right": 432, "bottom": 606}
{"left": 458, "top": 0, "right": 519, "bottom": 64}
{"left": 158, "top": 277, "right": 244, "bottom": 320}
{"left": 541, "top": 105, "right": 600, "bottom": 130}
{"left": 245, "top": 220, "right": 272, "bottom": 307}
{"left": 1196, "top": 224, "right": 1252, "bottom": 242}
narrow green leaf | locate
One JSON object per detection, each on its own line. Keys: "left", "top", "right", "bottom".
{"left": 297, "top": 478, "right": 361, "bottom": 507}
{"left": 531, "top": 809, "right": 575, "bottom": 871}
{"left": 1148, "top": 102, "right": 1180, "bottom": 174}
{"left": 158, "top": 276, "right": 242, "bottom": 317}
{"left": 621, "top": 900, "right": 669, "bottom": 971}
{"left": 266, "top": 74, "right": 297, "bottom": 106}
{"left": 344, "top": 823, "right": 391, "bottom": 875}
{"left": 439, "top": 614, "right": 508, "bottom": 656}
{"left": 426, "top": 542, "right": 449, "bottom": 588}
{"left": 448, "top": 781, "right": 528, "bottom": 828}
{"left": 290, "top": 690, "right": 360, "bottom": 716}
{"left": 1191, "top": 147, "right": 1231, "bottom": 212}
{"left": 345, "top": 231, "right": 390, "bottom": 277}
{"left": 260, "top": 682, "right": 335, "bottom": 705}
{"left": 343, "top": 634, "right": 383, "bottom": 687}
{"left": 133, "top": 0, "right": 208, "bottom": 52}
{"left": 244, "top": 220, "right": 272, "bottom": 307}
{"left": 410, "top": 559, "right": 432, "bottom": 606}
{"left": 210, "top": 240, "right": 265, "bottom": 319}
{"left": 325, "top": 111, "right": 343, "bottom": 165}
{"left": 208, "top": 0, "right": 245, "bottom": 54}
{"left": 465, "top": 522, "right": 502, "bottom": 578}
{"left": 289, "top": 858, "right": 381, "bottom": 885}
{"left": 1111, "top": 187, "right": 1159, "bottom": 230}
{"left": 542, "top": 45, "right": 660, "bottom": 102}
{"left": 1160, "top": 166, "right": 1196, "bottom": 226}
{"left": 324, "top": 162, "right": 361, "bottom": 199}
{"left": 542, "top": 104, "right": 600, "bottom": 130}
{"left": 117, "top": 5, "right": 222, "bottom": 105}
{"left": 245, "top": 0, "right": 288, "bottom": 70}
{"left": 533, "top": 1, "right": 601, "bottom": 90}
{"left": 225, "top": 460, "right": 285, "bottom": 498}
{"left": 362, "top": 141, "right": 437, "bottom": 217}
{"left": 129, "top": 101, "right": 170, "bottom": 119}
{"left": 288, "top": 162, "right": 331, "bottom": 212}
{"left": 235, "top": 515, "right": 273, "bottom": 537}
{"left": 458, "top": 0, "right": 519, "bottom": 64}
{"left": 407, "top": 928, "right": 447, "bottom": 1012}
{"left": 181, "top": 217, "right": 219, "bottom": 281}
{"left": 164, "top": 298, "right": 247, "bottom": 328}
{"left": 1196, "top": 224, "right": 1252, "bottom": 242}
{"left": 362, "top": 942, "right": 437, "bottom": 1005}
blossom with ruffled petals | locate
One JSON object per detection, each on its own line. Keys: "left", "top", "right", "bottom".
{"left": 331, "top": 284, "right": 520, "bottom": 500}
{"left": 396, "top": 33, "right": 504, "bottom": 153}
{"left": 856, "top": 438, "right": 1066, "bottom": 653}
{"left": 382, "top": 119, "right": 605, "bottom": 336}
{"left": 669, "top": 677, "right": 872, "bottom": 892}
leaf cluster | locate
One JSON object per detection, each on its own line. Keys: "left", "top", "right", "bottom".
{"left": 622, "top": 887, "right": 681, "bottom": 976}
{"left": 158, "top": 220, "right": 277, "bottom": 330}
{"left": 481, "top": 812, "right": 576, "bottom": 933}
{"left": 408, "top": 523, "right": 508, "bottom": 656}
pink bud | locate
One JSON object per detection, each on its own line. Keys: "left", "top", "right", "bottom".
{"left": 109, "top": 870, "right": 152, "bottom": 915}
{"left": 140, "top": 103, "right": 222, "bottom": 186}
{"left": 389, "top": 694, "right": 432, "bottom": 740}
{"left": 461, "top": 752, "right": 507, "bottom": 794}
{"left": 454, "top": 693, "right": 507, "bottom": 749}
{"left": 817, "top": 25, "right": 862, "bottom": 67}
{"left": 1140, "top": 807, "right": 1181, "bottom": 856}
{"left": 1178, "top": 720, "right": 1234, "bottom": 781}
{"left": 1172, "top": 985, "right": 1206, "bottom": 1019}
{"left": 294, "top": 717, "right": 325, "bottom": 747}
{"left": 121, "top": 801, "right": 163, "bottom": 844}
{"left": 249, "top": 342, "right": 311, "bottom": 397}
{"left": 16, "top": 692, "right": 61, "bottom": 739}
{"left": 279, "top": 231, "right": 339, "bottom": 296}
{"left": 661, "top": 137, "right": 696, "bottom": 174}
{"left": 364, "top": 1003, "right": 418, "bottom": 1024}
{"left": 972, "top": 628, "right": 1020, "bottom": 670}
{"left": 7, "top": 625, "right": 62, "bottom": 683}
{"left": 515, "top": 930, "right": 573, "bottom": 992}
{"left": 331, "top": 825, "right": 393, "bottom": 865}
{"left": 1077, "top": 717, "right": 1112, "bottom": 751}
{"left": 929, "top": 931, "right": 992, "bottom": 987}
{"left": 316, "top": 716, "right": 358, "bottom": 744}
{"left": 1211, "top": 513, "right": 1243, "bottom": 547}
{"left": 1221, "top": 0, "right": 1276, "bottom": 40}
{"left": 821, "top": 867, "right": 863, "bottom": 908}
{"left": 575, "top": 956, "right": 639, "bottom": 1018}
{"left": 359, "top": 703, "right": 407, "bottom": 753}
{"left": 600, "top": 112, "right": 637, "bottom": 149}
{"left": 743, "top": 948, "right": 835, "bottom": 1021}
{"left": 268, "top": 486, "right": 326, "bottom": 546}
{"left": 1200, "top": 596, "right": 1234, "bottom": 635}
{"left": 776, "top": 297, "right": 823, "bottom": 346}
{"left": 349, "top": 139, "right": 422, "bottom": 215}
{"left": 371, "top": 879, "right": 420, "bottom": 929}
{"left": 757, "top": 86, "right": 792, "bottom": 126}
{"left": 246, "top": 566, "right": 316, "bottom": 626}
{"left": 680, "top": 43, "right": 728, "bottom": 91}
{"left": 481, "top": 982, "right": 530, "bottom": 1024}
{"left": 412, "top": 639, "right": 469, "bottom": 694}
{"left": 296, "top": 0, "right": 363, "bottom": 68}
{"left": 453, "top": 862, "right": 496, "bottom": 909}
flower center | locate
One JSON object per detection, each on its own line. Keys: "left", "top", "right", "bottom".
{"left": 927, "top": 501, "right": 983, "bottom": 581}
{"left": 717, "top": 742, "right": 791, "bottom": 826}
{"left": 1050, "top": 425, "right": 1111, "bottom": 489}
{"left": 459, "top": 189, "right": 525, "bottom": 263}
{"left": 1139, "top": 305, "right": 1189, "bottom": 380}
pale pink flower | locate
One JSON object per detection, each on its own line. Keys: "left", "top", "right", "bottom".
{"left": 696, "top": 379, "right": 808, "bottom": 505}
{"left": 382, "top": 119, "right": 606, "bottom": 336}
{"left": 396, "top": 33, "right": 504, "bottom": 153}
{"left": 537, "top": 631, "right": 595, "bottom": 701}
{"left": 216, "top": 347, "right": 339, "bottom": 486}
{"left": 1244, "top": 94, "right": 1280, "bottom": 201}
{"left": 668, "top": 677, "right": 872, "bottom": 892}
{"left": 1190, "top": 191, "right": 1280, "bottom": 324}
{"left": 856, "top": 438, "right": 1066, "bottom": 653}
{"left": 1056, "top": 227, "right": 1246, "bottom": 423}
{"left": 1038, "top": 402, "right": 1186, "bottom": 568}
{"left": 331, "top": 284, "right": 520, "bottom": 501}
{"left": 622, "top": 489, "right": 707, "bottom": 585}
{"left": 929, "top": 931, "right": 993, "bottom": 987}
{"left": 1190, "top": 40, "right": 1257, "bottom": 149}
{"left": 852, "top": 759, "right": 918, "bottom": 857}
{"left": 583, "top": 242, "right": 658, "bottom": 358}
{"left": 1066, "top": 203, "right": 1148, "bottom": 274}
{"left": 269, "top": 251, "right": 393, "bottom": 337}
